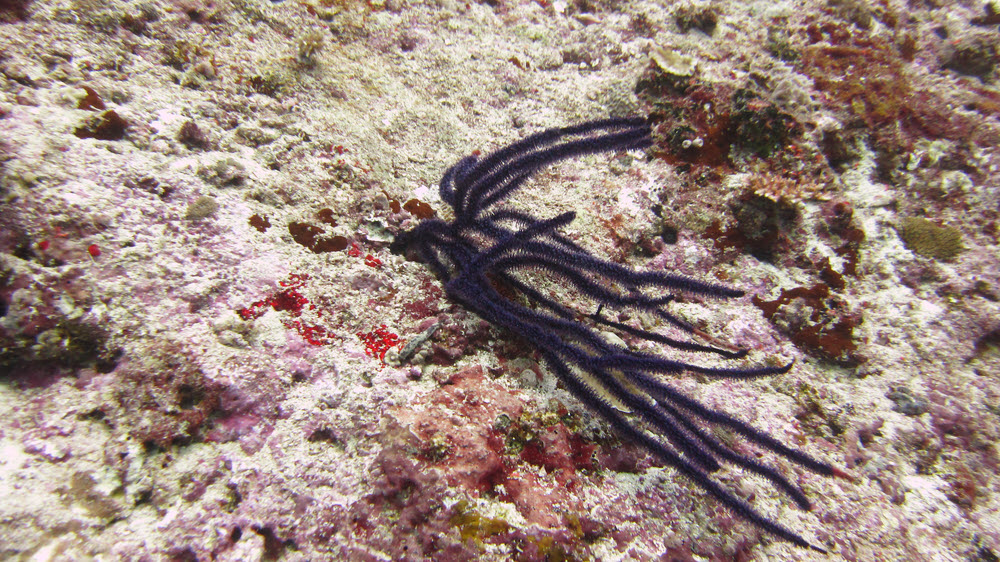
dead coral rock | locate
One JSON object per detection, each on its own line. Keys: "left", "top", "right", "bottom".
{"left": 392, "top": 364, "right": 606, "bottom": 535}
{"left": 0, "top": 265, "right": 115, "bottom": 374}
{"left": 200, "top": 157, "right": 246, "bottom": 187}
{"left": 392, "top": 365, "right": 522, "bottom": 493}
{"left": 941, "top": 34, "right": 998, "bottom": 80}
{"left": 800, "top": 28, "right": 999, "bottom": 178}
{"left": 637, "top": 63, "right": 806, "bottom": 172}
{"left": 703, "top": 191, "right": 800, "bottom": 263}
{"left": 344, "top": 433, "right": 477, "bottom": 559}
{"left": 104, "top": 343, "right": 236, "bottom": 448}
{"left": 60, "top": 471, "right": 125, "bottom": 523}
{"left": 0, "top": 0, "right": 32, "bottom": 21}
{"left": 427, "top": 313, "right": 494, "bottom": 365}
{"left": 897, "top": 217, "right": 965, "bottom": 261}
{"left": 595, "top": 441, "right": 653, "bottom": 473}
{"left": 348, "top": 435, "right": 594, "bottom": 560}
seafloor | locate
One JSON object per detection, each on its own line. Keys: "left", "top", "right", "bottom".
{"left": 1, "top": 0, "right": 999, "bottom": 560}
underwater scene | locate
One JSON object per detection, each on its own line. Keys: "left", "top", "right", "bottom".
{"left": 1, "top": 0, "right": 998, "bottom": 559}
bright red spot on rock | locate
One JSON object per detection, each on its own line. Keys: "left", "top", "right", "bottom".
{"left": 239, "top": 274, "right": 309, "bottom": 320}
{"left": 237, "top": 273, "right": 334, "bottom": 345}
{"left": 87, "top": 244, "right": 101, "bottom": 257}
{"left": 357, "top": 324, "right": 400, "bottom": 366}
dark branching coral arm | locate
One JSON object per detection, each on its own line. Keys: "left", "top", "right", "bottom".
{"left": 392, "top": 117, "right": 848, "bottom": 552}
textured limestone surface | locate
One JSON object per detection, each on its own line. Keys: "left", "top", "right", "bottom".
{"left": 1, "top": 0, "right": 999, "bottom": 560}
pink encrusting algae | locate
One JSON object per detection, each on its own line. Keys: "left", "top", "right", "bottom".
{"left": 0, "top": 0, "right": 999, "bottom": 559}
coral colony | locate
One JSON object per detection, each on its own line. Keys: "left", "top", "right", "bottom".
{"left": 392, "top": 117, "right": 849, "bottom": 551}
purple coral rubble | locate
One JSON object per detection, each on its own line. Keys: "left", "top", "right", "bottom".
{"left": 1, "top": 0, "right": 1000, "bottom": 560}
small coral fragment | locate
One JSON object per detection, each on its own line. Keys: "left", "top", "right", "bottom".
{"left": 887, "top": 387, "right": 929, "bottom": 416}
{"left": 74, "top": 110, "right": 128, "bottom": 141}
{"left": 177, "top": 120, "right": 210, "bottom": 149}
{"left": 317, "top": 208, "right": 337, "bottom": 226}
{"left": 296, "top": 30, "right": 325, "bottom": 65}
{"left": 77, "top": 86, "right": 106, "bottom": 111}
{"left": 673, "top": 3, "right": 718, "bottom": 34}
{"left": 185, "top": 196, "right": 219, "bottom": 220}
{"left": 249, "top": 214, "right": 271, "bottom": 232}
{"left": 897, "top": 217, "right": 965, "bottom": 261}
{"left": 402, "top": 199, "right": 435, "bottom": 219}
{"left": 288, "top": 221, "right": 346, "bottom": 253}
{"left": 649, "top": 46, "right": 696, "bottom": 77}
{"left": 289, "top": 221, "right": 324, "bottom": 250}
